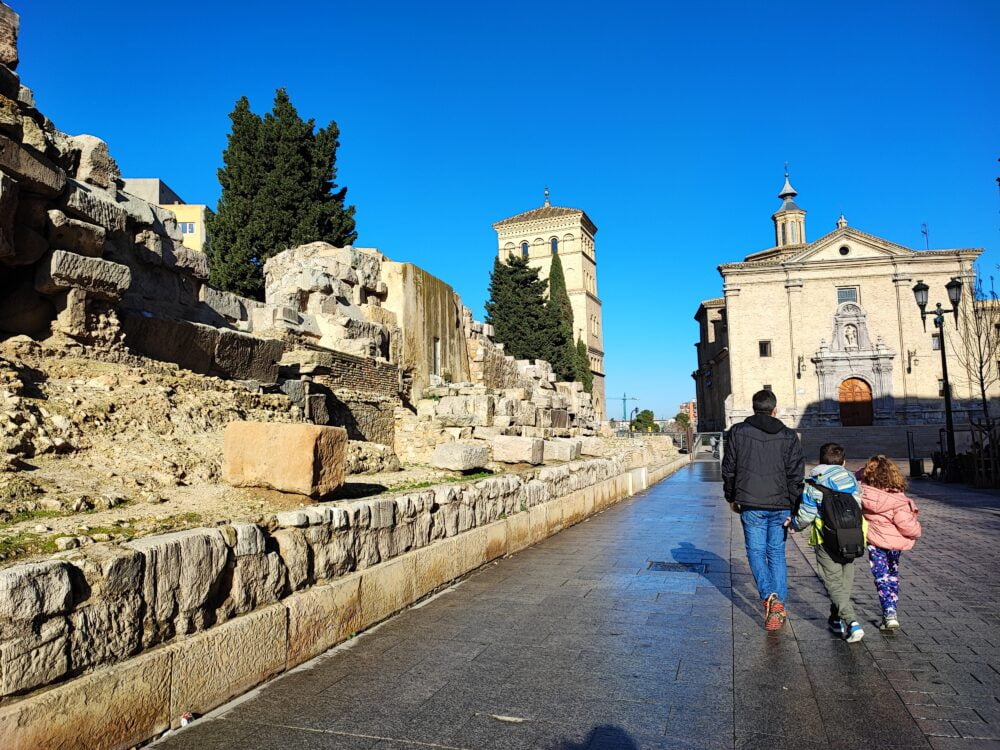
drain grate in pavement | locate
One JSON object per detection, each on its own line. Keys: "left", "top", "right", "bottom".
{"left": 647, "top": 561, "right": 706, "bottom": 573}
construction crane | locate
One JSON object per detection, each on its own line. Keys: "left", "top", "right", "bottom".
{"left": 613, "top": 393, "right": 638, "bottom": 422}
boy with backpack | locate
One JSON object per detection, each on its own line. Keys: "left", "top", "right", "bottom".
{"left": 788, "top": 442, "right": 867, "bottom": 642}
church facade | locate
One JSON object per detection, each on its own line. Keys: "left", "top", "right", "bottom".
{"left": 694, "top": 175, "right": 983, "bottom": 438}
{"left": 493, "top": 193, "right": 606, "bottom": 420}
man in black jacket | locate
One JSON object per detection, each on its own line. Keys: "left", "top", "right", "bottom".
{"left": 721, "top": 390, "right": 804, "bottom": 630}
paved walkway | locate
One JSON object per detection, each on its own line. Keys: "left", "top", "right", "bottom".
{"left": 157, "top": 463, "right": 1000, "bottom": 750}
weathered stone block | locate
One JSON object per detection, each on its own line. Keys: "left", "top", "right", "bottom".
{"left": 213, "top": 328, "right": 283, "bottom": 383}
{"left": 46, "top": 208, "right": 105, "bottom": 256}
{"left": 121, "top": 314, "right": 218, "bottom": 375}
{"left": 435, "top": 394, "right": 495, "bottom": 427}
{"left": 360, "top": 554, "right": 415, "bottom": 626}
{"left": 431, "top": 441, "right": 489, "bottom": 471}
{"left": 272, "top": 528, "right": 311, "bottom": 591}
{"left": 125, "top": 528, "right": 230, "bottom": 646}
{"left": 0, "top": 617, "right": 69, "bottom": 694}
{"left": 168, "top": 605, "right": 287, "bottom": 723}
{"left": 62, "top": 179, "right": 126, "bottom": 232}
{"left": 0, "top": 3, "right": 18, "bottom": 71}
{"left": 68, "top": 134, "right": 120, "bottom": 190}
{"left": 223, "top": 421, "right": 347, "bottom": 497}
{"left": 505, "top": 512, "right": 531, "bottom": 553}
{"left": 305, "top": 393, "right": 330, "bottom": 424}
{"left": 0, "top": 169, "right": 16, "bottom": 260}
{"left": 580, "top": 437, "right": 607, "bottom": 457}
{"left": 200, "top": 284, "right": 247, "bottom": 321}
{"left": 35, "top": 249, "right": 131, "bottom": 301}
{"left": 544, "top": 439, "right": 581, "bottom": 462}
{"left": 0, "top": 648, "right": 170, "bottom": 750}
{"left": 413, "top": 534, "right": 464, "bottom": 594}
{"left": 491, "top": 436, "right": 543, "bottom": 465}
{"left": 53, "top": 287, "right": 87, "bottom": 337}
{"left": 0, "top": 133, "right": 64, "bottom": 196}
{"left": 0, "top": 63, "right": 17, "bottom": 103}
{"left": 0, "top": 560, "right": 73, "bottom": 624}
{"left": 285, "top": 573, "right": 361, "bottom": 666}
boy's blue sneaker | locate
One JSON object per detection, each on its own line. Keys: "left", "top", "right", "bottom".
{"left": 828, "top": 618, "right": 846, "bottom": 637}
{"left": 845, "top": 621, "right": 865, "bottom": 643}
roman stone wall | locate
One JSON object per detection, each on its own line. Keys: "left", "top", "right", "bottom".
{"left": 0, "top": 453, "right": 690, "bottom": 750}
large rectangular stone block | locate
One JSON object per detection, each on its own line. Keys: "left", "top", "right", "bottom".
{"left": 505, "top": 511, "right": 531, "bottom": 553}
{"left": 35, "top": 249, "right": 131, "bottom": 301}
{"left": 0, "top": 133, "right": 64, "bottom": 196}
{"left": 169, "top": 605, "right": 287, "bottom": 723}
{"left": 0, "top": 648, "right": 170, "bottom": 750}
{"left": 61, "top": 179, "right": 126, "bottom": 232}
{"left": 223, "top": 421, "right": 347, "bottom": 497}
{"left": 46, "top": 209, "right": 105, "bottom": 257}
{"left": 491, "top": 436, "right": 543, "bottom": 465}
{"left": 121, "top": 314, "right": 218, "bottom": 375}
{"left": 543, "top": 439, "right": 580, "bottom": 462}
{"left": 413, "top": 533, "right": 464, "bottom": 594}
{"left": 285, "top": 574, "right": 362, "bottom": 666}
{"left": 360, "top": 554, "right": 415, "bottom": 626}
{"left": 212, "top": 328, "right": 283, "bottom": 383}
{"left": 431, "top": 441, "right": 489, "bottom": 471}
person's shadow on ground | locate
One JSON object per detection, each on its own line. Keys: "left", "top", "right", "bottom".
{"left": 670, "top": 540, "right": 761, "bottom": 620}
{"left": 548, "top": 724, "right": 639, "bottom": 749}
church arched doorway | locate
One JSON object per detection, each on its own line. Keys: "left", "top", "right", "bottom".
{"left": 839, "top": 378, "right": 873, "bottom": 426}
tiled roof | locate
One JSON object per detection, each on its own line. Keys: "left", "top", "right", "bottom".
{"left": 494, "top": 205, "right": 583, "bottom": 226}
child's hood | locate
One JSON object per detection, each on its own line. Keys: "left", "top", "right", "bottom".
{"left": 809, "top": 464, "right": 858, "bottom": 490}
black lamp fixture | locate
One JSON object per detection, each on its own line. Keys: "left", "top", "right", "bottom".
{"left": 946, "top": 277, "right": 963, "bottom": 311}
{"left": 911, "top": 277, "right": 964, "bottom": 478}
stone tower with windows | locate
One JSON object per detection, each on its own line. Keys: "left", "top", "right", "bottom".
{"left": 493, "top": 191, "right": 606, "bottom": 420}
{"left": 772, "top": 170, "right": 807, "bottom": 248}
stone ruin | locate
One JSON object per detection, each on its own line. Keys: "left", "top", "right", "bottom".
{"left": 0, "top": 0, "right": 597, "bottom": 482}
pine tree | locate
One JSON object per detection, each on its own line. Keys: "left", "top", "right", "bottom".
{"left": 575, "top": 338, "right": 594, "bottom": 393}
{"left": 485, "top": 255, "right": 549, "bottom": 361}
{"left": 207, "top": 89, "right": 357, "bottom": 300}
{"left": 544, "top": 252, "right": 577, "bottom": 382}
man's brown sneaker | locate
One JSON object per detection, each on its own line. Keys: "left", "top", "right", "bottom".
{"left": 765, "top": 596, "right": 787, "bottom": 630}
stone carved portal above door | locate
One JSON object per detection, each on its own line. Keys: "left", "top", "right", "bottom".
{"left": 810, "top": 302, "right": 895, "bottom": 425}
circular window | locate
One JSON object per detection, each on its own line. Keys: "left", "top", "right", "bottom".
{"left": 839, "top": 246, "right": 850, "bottom": 256}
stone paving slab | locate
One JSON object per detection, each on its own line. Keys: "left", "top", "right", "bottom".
{"left": 154, "top": 462, "right": 1000, "bottom": 749}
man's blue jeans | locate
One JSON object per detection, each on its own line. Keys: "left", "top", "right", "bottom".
{"left": 740, "top": 509, "right": 791, "bottom": 602}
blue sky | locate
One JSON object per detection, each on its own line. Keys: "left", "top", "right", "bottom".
{"left": 18, "top": 1, "right": 999, "bottom": 419}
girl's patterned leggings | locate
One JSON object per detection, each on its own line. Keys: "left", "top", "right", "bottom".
{"left": 867, "top": 545, "right": 902, "bottom": 616}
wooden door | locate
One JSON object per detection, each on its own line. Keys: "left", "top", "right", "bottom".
{"left": 839, "top": 378, "right": 873, "bottom": 426}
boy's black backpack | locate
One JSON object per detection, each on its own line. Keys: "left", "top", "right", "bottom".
{"left": 805, "top": 478, "right": 865, "bottom": 564}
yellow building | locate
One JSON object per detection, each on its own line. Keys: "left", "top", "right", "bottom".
{"left": 121, "top": 178, "right": 207, "bottom": 252}
{"left": 493, "top": 191, "right": 606, "bottom": 420}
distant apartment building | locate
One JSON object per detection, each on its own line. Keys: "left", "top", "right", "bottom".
{"left": 678, "top": 400, "right": 697, "bottom": 424}
{"left": 121, "top": 178, "right": 207, "bottom": 252}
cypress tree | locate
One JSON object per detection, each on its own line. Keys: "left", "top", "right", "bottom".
{"left": 208, "top": 89, "right": 357, "bottom": 300}
{"left": 575, "top": 338, "right": 594, "bottom": 393}
{"left": 544, "top": 252, "right": 577, "bottom": 382}
{"left": 485, "top": 255, "right": 548, "bottom": 361}
{"left": 206, "top": 97, "right": 263, "bottom": 298}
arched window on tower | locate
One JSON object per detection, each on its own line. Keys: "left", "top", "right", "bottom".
{"left": 780, "top": 224, "right": 786, "bottom": 245}
{"left": 521, "top": 242, "right": 529, "bottom": 258}
{"left": 551, "top": 238, "right": 558, "bottom": 254}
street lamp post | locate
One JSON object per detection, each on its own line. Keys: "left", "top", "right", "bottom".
{"left": 912, "top": 278, "right": 964, "bottom": 477}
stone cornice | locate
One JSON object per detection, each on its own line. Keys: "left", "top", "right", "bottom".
{"left": 494, "top": 212, "right": 598, "bottom": 238}
{"left": 720, "top": 248, "right": 981, "bottom": 275}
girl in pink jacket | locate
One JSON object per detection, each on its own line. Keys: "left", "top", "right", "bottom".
{"left": 858, "top": 455, "right": 922, "bottom": 631}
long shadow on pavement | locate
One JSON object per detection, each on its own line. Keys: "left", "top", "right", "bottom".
{"left": 548, "top": 724, "right": 639, "bottom": 749}
{"left": 670, "top": 540, "right": 760, "bottom": 621}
